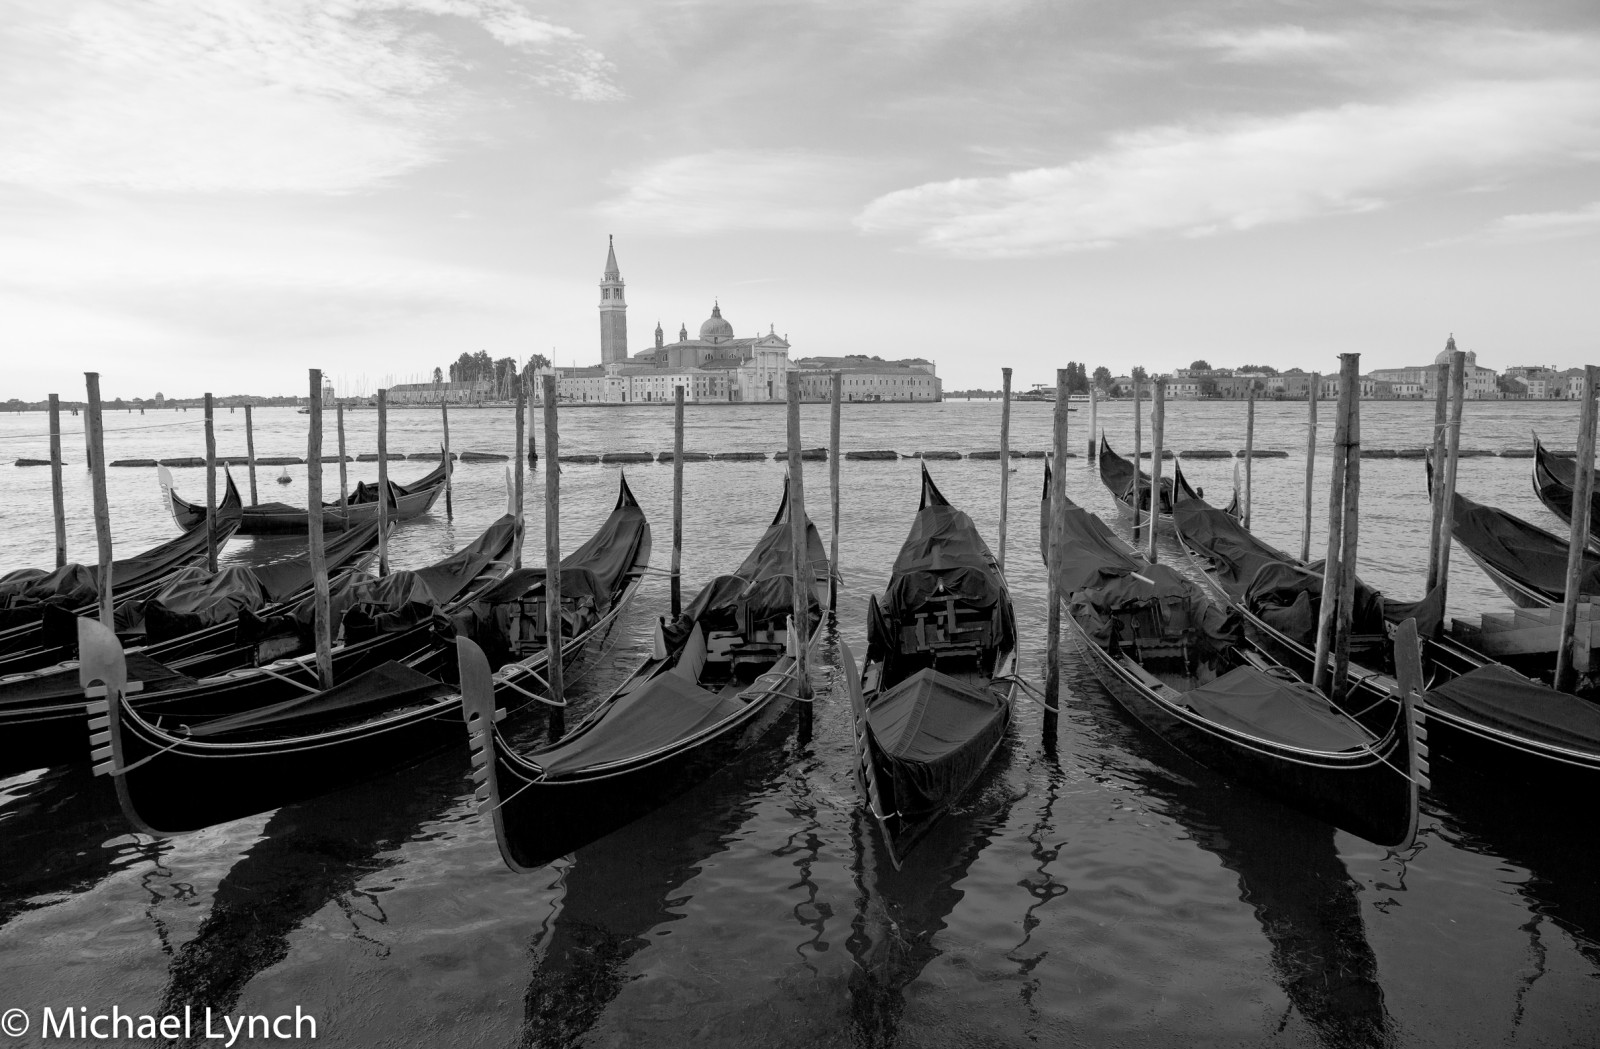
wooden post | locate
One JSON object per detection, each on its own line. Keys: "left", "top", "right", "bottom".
{"left": 1046, "top": 368, "right": 1070, "bottom": 708}
{"left": 671, "top": 385, "right": 685, "bottom": 617}
{"left": 1088, "top": 385, "right": 1098, "bottom": 463}
{"left": 998, "top": 367, "right": 1013, "bottom": 572}
{"left": 336, "top": 403, "right": 349, "bottom": 517}
{"left": 1313, "top": 354, "right": 1360, "bottom": 696}
{"left": 377, "top": 389, "right": 389, "bottom": 574}
{"left": 1556, "top": 365, "right": 1600, "bottom": 692}
{"left": 1424, "top": 360, "right": 1452, "bottom": 594}
{"left": 1432, "top": 351, "right": 1467, "bottom": 624}
{"left": 829, "top": 371, "right": 842, "bottom": 611}
{"left": 1332, "top": 356, "right": 1363, "bottom": 696}
{"left": 1131, "top": 377, "right": 1143, "bottom": 541}
{"left": 542, "top": 374, "right": 565, "bottom": 741}
{"left": 1243, "top": 386, "right": 1255, "bottom": 530}
{"left": 785, "top": 372, "right": 813, "bottom": 702}
{"left": 84, "top": 373, "right": 113, "bottom": 627}
{"left": 513, "top": 381, "right": 525, "bottom": 570}
{"left": 243, "top": 403, "right": 259, "bottom": 505}
{"left": 441, "top": 399, "right": 453, "bottom": 521}
{"left": 527, "top": 383, "right": 538, "bottom": 466}
{"left": 1300, "top": 374, "right": 1317, "bottom": 562}
{"left": 1148, "top": 379, "right": 1165, "bottom": 562}
{"left": 306, "top": 370, "right": 334, "bottom": 690}
{"left": 48, "top": 394, "right": 66, "bottom": 568}
{"left": 204, "top": 392, "right": 218, "bottom": 572}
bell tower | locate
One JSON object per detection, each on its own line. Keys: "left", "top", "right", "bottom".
{"left": 599, "top": 235, "right": 627, "bottom": 366}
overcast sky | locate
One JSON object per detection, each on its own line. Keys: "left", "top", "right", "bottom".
{"left": 4, "top": 0, "right": 1597, "bottom": 399}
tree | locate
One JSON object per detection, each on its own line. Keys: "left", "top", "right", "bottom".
{"left": 450, "top": 352, "right": 474, "bottom": 384}
{"left": 1093, "top": 366, "right": 1112, "bottom": 390}
{"left": 522, "top": 353, "right": 551, "bottom": 385}
{"left": 1131, "top": 366, "right": 1147, "bottom": 382}
{"left": 1199, "top": 377, "right": 1219, "bottom": 398}
{"left": 432, "top": 367, "right": 443, "bottom": 385}
{"left": 1236, "top": 364, "right": 1279, "bottom": 376}
{"left": 1188, "top": 359, "right": 1211, "bottom": 372}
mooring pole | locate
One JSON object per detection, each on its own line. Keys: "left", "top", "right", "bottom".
{"left": 785, "top": 372, "right": 813, "bottom": 702}
{"left": 243, "top": 403, "right": 259, "bottom": 505}
{"left": 542, "top": 374, "right": 566, "bottom": 742}
{"left": 49, "top": 394, "right": 66, "bottom": 568}
{"left": 671, "top": 384, "right": 685, "bottom": 617}
{"left": 829, "top": 371, "right": 842, "bottom": 611}
{"left": 306, "top": 369, "right": 334, "bottom": 690}
{"left": 1131, "top": 377, "right": 1144, "bottom": 542}
{"left": 1300, "top": 374, "right": 1318, "bottom": 562}
{"left": 1313, "top": 356, "right": 1358, "bottom": 696}
{"left": 1433, "top": 350, "right": 1467, "bottom": 625}
{"left": 84, "top": 373, "right": 113, "bottom": 627}
{"left": 376, "top": 390, "right": 390, "bottom": 572}
{"left": 1243, "top": 386, "right": 1255, "bottom": 530}
{"left": 1556, "top": 365, "right": 1600, "bottom": 693}
{"left": 441, "top": 399, "right": 454, "bottom": 521}
{"left": 1331, "top": 355, "right": 1363, "bottom": 697}
{"left": 513, "top": 381, "right": 525, "bottom": 570}
{"left": 1088, "top": 384, "right": 1098, "bottom": 464}
{"left": 1148, "top": 378, "right": 1166, "bottom": 562}
{"left": 998, "top": 366, "right": 1013, "bottom": 572}
{"left": 336, "top": 403, "right": 349, "bottom": 518}
{"left": 204, "top": 392, "right": 218, "bottom": 572}
{"left": 1046, "top": 368, "right": 1071, "bottom": 709}
{"left": 1425, "top": 358, "right": 1452, "bottom": 595}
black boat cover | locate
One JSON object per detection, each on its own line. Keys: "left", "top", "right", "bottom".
{"left": 1066, "top": 561, "right": 1240, "bottom": 652}
{"left": 1181, "top": 665, "right": 1376, "bottom": 751}
{"left": 536, "top": 672, "right": 745, "bottom": 778}
{"left": 1171, "top": 497, "right": 1293, "bottom": 593}
{"left": 183, "top": 660, "right": 454, "bottom": 738}
{"left": 143, "top": 566, "right": 269, "bottom": 643}
{"left": 1534, "top": 440, "right": 1600, "bottom": 546}
{"left": 867, "top": 667, "right": 1007, "bottom": 817}
{"left": 246, "top": 520, "right": 384, "bottom": 601}
{"left": 1426, "top": 663, "right": 1600, "bottom": 753}
{"left": 407, "top": 514, "right": 520, "bottom": 605}
{"left": 1451, "top": 490, "right": 1600, "bottom": 601}
{"left": 0, "top": 564, "right": 99, "bottom": 628}
{"left": 1099, "top": 437, "right": 1197, "bottom": 514}
{"left": 882, "top": 500, "right": 1005, "bottom": 615}
{"left": 471, "top": 565, "right": 609, "bottom": 616}
{"left": 0, "top": 652, "right": 197, "bottom": 711}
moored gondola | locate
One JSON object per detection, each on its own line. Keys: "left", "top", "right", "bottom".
{"left": 1098, "top": 435, "right": 1199, "bottom": 532}
{"left": 1043, "top": 462, "right": 1422, "bottom": 847}
{"left": 844, "top": 466, "right": 1019, "bottom": 868}
{"left": 166, "top": 460, "right": 448, "bottom": 534}
{"left": 459, "top": 477, "right": 826, "bottom": 873}
{"left": 1533, "top": 435, "right": 1600, "bottom": 552}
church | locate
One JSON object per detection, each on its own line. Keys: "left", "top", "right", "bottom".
{"left": 554, "top": 238, "right": 794, "bottom": 403}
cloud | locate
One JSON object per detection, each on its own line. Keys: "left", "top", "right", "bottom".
{"left": 0, "top": 0, "right": 619, "bottom": 194}
{"left": 856, "top": 76, "right": 1600, "bottom": 257}
{"left": 1189, "top": 24, "right": 1353, "bottom": 63}
{"left": 597, "top": 150, "right": 881, "bottom": 233}
{"left": 1469, "top": 202, "right": 1600, "bottom": 244}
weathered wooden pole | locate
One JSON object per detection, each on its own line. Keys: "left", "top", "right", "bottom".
{"left": 84, "top": 373, "right": 113, "bottom": 627}
{"left": 1243, "top": 386, "right": 1256, "bottom": 530}
{"left": 204, "top": 392, "right": 218, "bottom": 572}
{"left": 1131, "top": 377, "right": 1144, "bottom": 542}
{"left": 1332, "top": 356, "right": 1363, "bottom": 696}
{"left": 335, "top": 403, "right": 349, "bottom": 517}
{"left": 829, "top": 371, "right": 842, "bottom": 611}
{"left": 1312, "top": 354, "right": 1360, "bottom": 696}
{"left": 527, "top": 382, "right": 538, "bottom": 466}
{"left": 785, "top": 372, "right": 813, "bottom": 702}
{"left": 998, "top": 366, "right": 1013, "bottom": 572}
{"left": 1431, "top": 350, "right": 1467, "bottom": 624}
{"left": 671, "top": 384, "right": 685, "bottom": 617}
{"left": 513, "top": 380, "right": 525, "bottom": 570}
{"left": 243, "top": 403, "right": 259, "bottom": 505}
{"left": 1556, "top": 365, "right": 1600, "bottom": 692}
{"left": 441, "top": 399, "right": 453, "bottom": 520}
{"left": 1088, "top": 384, "right": 1098, "bottom": 463}
{"left": 376, "top": 389, "right": 390, "bottom": 574}
{"left": 48, "top": 394, "right": 66, "bottom": 568}
{"left": 1046, "top": 368, "right": 1071, "bottom": 708}
{"left": 542, "top": 374, "right": 566, "bottom": 741}
{"left": 1148, "top": 378, "right": 1166, "bottom": 562}
{"left": 1300, "top": 374, "right": 1318, "bottom": 562}
{"left": 306, "top": 370, "right": 334, "bottom": 690}
{"left": 1424, "top": 359, "right": 1452, "bottom": 594}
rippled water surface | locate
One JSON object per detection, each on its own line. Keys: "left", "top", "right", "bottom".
{"left": 1, "top": 398, "right": 1596, "bottom": 1048}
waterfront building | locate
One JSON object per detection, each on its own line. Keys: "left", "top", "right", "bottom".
{"left": 384, "top": 379, "right": 494, "bottom": 405}
{"left": 1367, "top": 336, "right": 1500, "bottom": 399}
{"left": 793, "top": 356, "right": 942, "bottom": 402}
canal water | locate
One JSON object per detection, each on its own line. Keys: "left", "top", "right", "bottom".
{"left": 0, "top": 398, "right": 1594, "bottom": 1048}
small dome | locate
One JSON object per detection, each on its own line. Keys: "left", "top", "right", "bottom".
{"left": 699, "top": 302, "right": 734, "bottom": 341}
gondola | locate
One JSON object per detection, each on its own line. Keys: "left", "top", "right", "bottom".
{"left": 1447, "top": 486, "right": 1600, "bottom": 608}
{"left": 460, "top": 477, "right": 827, "bottom": 873}
{"left": 844, "top": 466, "right": 1018, "bottom": 867}
{"left": 83, "top": 477, "right": 649, "bottom": 834}
{"left": 1533, "top": 435, "right": 1600, "bottom": 551}
{"left": 1043, "top": 462, "right": 1421, "bottom": 847}
{"left": 1171, "top": 482, "right": 1600, "bottom": 783}
{"left": 165, "top": 460, "right": 448, "bottom": 534}
{"left": 1097, "top": 435, "right": 1199, "bottom": 532}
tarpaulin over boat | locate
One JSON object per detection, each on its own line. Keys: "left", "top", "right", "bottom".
{"left": 1451, "top": 490, "right": 1600, "bottom": 602}
{"left": 143, "top": 566, "right": 269, "bottom": 643}
{"left": 0, "top": 652, "right": 196, "bottom": 711}
{"left": 471, "top": 565, "right": 609, "bottom": 617}
{"left": 866, "top": 667, "right": 1007, "bottom": 819}
{"left": 1534, "top": 439, "right": 1600, "bottom": 547}
{"left": 111, "top": 515, "right": 238, "bottom": 589}
{"left": 536, "top": 671, "right": 745, "bottom": 778}
{"left": 0, "top": 564, "right": 99, "bottom": 624}
{"left": 1099, "top": 437, "right": 1197, "bottom": 514}
{"left": 1066, "top": 562, "right": 1240, "bottom": 652}
{"left": 1181, "top": 665, "right": 1377, "bottom": 751}
{"left": 1245, "top": 562, "right": 1389, "bottom": 645}
{"left": 882, "top": 502, "right": 1004, "bottom": 616}
{"left": 337, "top": 571, "right": 442, "bottom": 642}
{"left": 184, "top": 660, "right": 454, "bottom": 739}
{"left": 1426, "top": 663, "right": 1600, "bottom": 753}
{"left": 1172, "top": 497, "right": 1293, "bottom": 593}
{"left": 246, "top": 520, "right": 383, "bottom": 602}
{"left": 406, "top": 514, "right": 519, "bottom": 605}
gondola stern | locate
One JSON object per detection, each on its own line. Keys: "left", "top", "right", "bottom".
{"left": 456, "top": 636, "right": 517, "bottom": 865}
{"left": 77, "top": 617, "right": 166, "bottom": 837}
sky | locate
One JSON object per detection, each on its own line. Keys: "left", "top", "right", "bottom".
{"left": 3, "top": 0, "right": 1598, "bottom": 400}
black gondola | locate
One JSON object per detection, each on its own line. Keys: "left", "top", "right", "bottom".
{"left": 166, "top": 461, "right": 448, "bottom": 534}
{"left": 82, "top": 479, "right": 649, "bottom": 834}
{"left": 1533, "top": 435, "right": 1600, "bottom": 552}
{"left": 1447, "top": 476, "right": 1600, "bottom": 609}
{"left": 1097, "top": 435, "right": 1199, "bottom": 532}
{"left": 1171, "top": 481, "right": 1600, "bottom": 782}
{"left": 1043, "top": 462, "right": 1422, "bottom": 847}
{"left": 844, "top": 466, "right": 1018, "bottom": 868}
{"left": 459, "top": 478, "right": 827, "bottom": 873}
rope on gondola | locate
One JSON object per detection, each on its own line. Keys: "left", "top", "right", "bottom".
{"left": 994, "top": 673, "right": 1060, "bottom": 713}
{"left": 495, "top": 671, "right": 566, "bottom": 708}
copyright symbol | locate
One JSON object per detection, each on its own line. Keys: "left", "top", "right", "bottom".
{"left": 0, "top": 1009, "right": 28, "bottom": 1036}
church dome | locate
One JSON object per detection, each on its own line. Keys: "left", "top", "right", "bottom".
{"left": 1435, "top": 337, "right": 1476, "bottom": 367}
{"left": 699, "top": 302, "right": 734, "bottom": 341}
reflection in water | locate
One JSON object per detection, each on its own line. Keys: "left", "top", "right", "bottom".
{"left": 1006, "top": 749, "right": 1070, "bottom": 1036}
{"left": 151, "top": 751, "right": 469, "bottom": 1032}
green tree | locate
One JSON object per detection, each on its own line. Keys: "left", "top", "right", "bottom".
{"left": 1188, "top": 359, "right": 1211, "bottom": 372}
{"left": 1131, "top": 365, "right": 1147, "bottom": 382}
{"left": 1093, "top": 366, "right": 1112, "bottom": 390}
{"left": 432, "top": 367, "right": 443, "bottom": 385}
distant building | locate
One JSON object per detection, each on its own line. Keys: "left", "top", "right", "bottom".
{"left": 793, "top": 356, "right": 941, "bottom": 402}
{"left": 1367, "top": 335, "right": 1500, "bottom": 399}
{"left": 385, "top": 380, "right": 492, "bottom": 405}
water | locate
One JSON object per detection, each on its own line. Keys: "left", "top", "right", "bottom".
{"left": 1, "top": 399, "right": 1595, "bottom": 1048}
